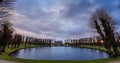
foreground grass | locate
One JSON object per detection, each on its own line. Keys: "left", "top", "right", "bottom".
{"left": 0, "top": 45, "right": 120, "bottom": 63}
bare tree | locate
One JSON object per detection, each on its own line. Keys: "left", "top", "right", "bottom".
{"left": 90, "top": 9, "right": 119, "bottom": 57}
{"left": 0, "top": 20, "right": 13, "bottom": 52}
{"left": 0, "top": 0, "right": 15, "bottom": 52}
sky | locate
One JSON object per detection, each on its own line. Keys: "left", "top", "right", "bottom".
{"left": 10, "top": 0, "right": 120, "bottom": 40}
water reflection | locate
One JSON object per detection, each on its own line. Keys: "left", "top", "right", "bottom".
{"left": 10, "top": 46, "right": 108, "bottom": 60}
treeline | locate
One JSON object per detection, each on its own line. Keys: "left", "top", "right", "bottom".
{"left": 0, "top": 32, "right": 53, "bottom": 52}
{"left": 65, "top": 36, "right": 104, "bottom": 46}
{"left": 10, "top": 34, "right": 53, "bottom": 48}
{"left": 65, "top": 34, "right": 120, "bottom": 47}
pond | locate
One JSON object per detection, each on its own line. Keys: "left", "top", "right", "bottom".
{"left": 10, "top": 46, "right": 108, "bottom": 60}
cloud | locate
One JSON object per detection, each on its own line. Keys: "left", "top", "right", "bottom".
{"left": 10, "top": 0, "right": 120, "bottom": 40}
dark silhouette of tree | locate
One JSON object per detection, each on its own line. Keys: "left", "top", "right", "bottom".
{"left": 0, "top": 0, "right": 4, "bottom": 2}
{"left": 0, "top": 0, "right": 16, "bottom": 52}
{"left": 11, "top": 36, "right": 15, "bottom": 49}
{"left": 14, "top": 34, "right": 22, "bottom": 48}
{"left": 24, "top": 36, "right": 29, "bottom": 47}
{"left": 0, "top": 21, "right": 13, "bottom": 52}
{"left": 90, "top": 9, "right": 119, "bottom": 57}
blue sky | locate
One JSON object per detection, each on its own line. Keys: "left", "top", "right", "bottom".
{"left": 10, "top": 0, "right": 120, "bottom": 40}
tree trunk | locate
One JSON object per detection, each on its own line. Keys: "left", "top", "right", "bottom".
{"left": 105, "top": 46, "right": 113, "bottom": 57}
{"left": 112, "top": 45, "right": 120, "bottom": 56}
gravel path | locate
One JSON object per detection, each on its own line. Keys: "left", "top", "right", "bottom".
{"left": 105, "top": 60, "right": 120, "bottom": 63}
{"left": 1, "top": 59, "right": 120, "bottom": 63}
{"left": 0, "top": 59, "right": 20, "bottom": 63}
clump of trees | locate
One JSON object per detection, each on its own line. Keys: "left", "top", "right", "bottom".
{"left": 90, "top": 9, "right": 120, "bottom": 57}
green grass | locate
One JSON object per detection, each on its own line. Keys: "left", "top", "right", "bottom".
{"left": 0, "top": 45, "right": 120, "bottom": 63}
{"left": 79, "top": 45, "right": 107, "bottom": 52}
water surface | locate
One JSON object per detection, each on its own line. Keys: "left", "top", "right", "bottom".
{"left": 10, "top": 46, "right": 108, "bottom": 60}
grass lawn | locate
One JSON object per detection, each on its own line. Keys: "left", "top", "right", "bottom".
{"left": 0, "top": 45, "right": 120, "bottom": 63}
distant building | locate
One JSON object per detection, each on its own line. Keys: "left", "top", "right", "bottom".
{"left": 54, "top": 41, "right": 63, "bottom": 46}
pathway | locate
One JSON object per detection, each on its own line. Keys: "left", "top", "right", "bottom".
{"left": 105, "top": 60, "right": 120, "bottom": 63}
{"left": 0, "top": 59, "right": 20, "bottom": 63}
{"left": 1, "top": 59, "right": 120, "bottom": 63}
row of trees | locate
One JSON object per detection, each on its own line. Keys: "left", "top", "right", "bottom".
{"left": 8, "top": 34, "right": 52, "bottom": 49}
{"left": 0, "top": 32, "right": 53, "bottom": 53}
{"left": 0, "top": 0, "right": 53, "bottom": 53}
{"left": 64, "top": 36, "right": 104, "bottom": 46}
{"left": 65, "top": 35, "right": 120, "bottom": 47}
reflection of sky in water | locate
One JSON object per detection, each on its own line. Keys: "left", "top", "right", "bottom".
{"left": 10, "top": 46, "right": 108, "bottom": 60}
